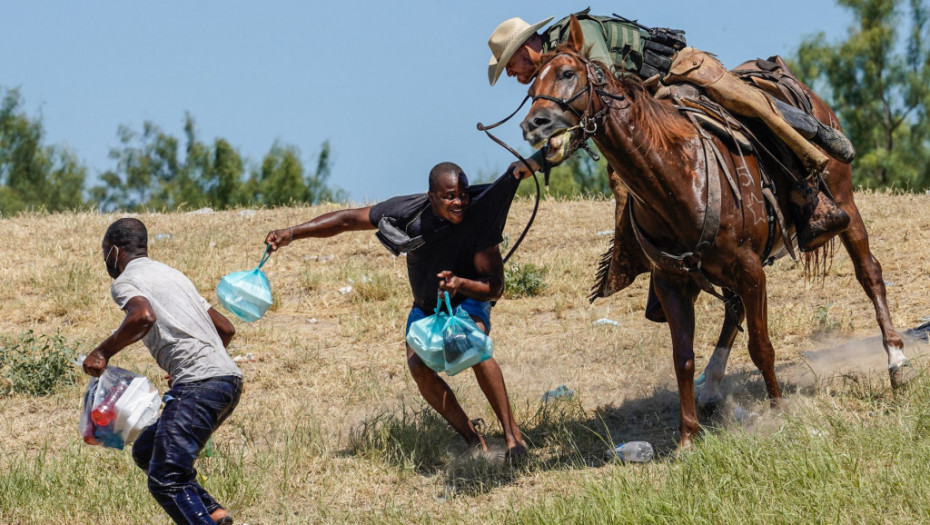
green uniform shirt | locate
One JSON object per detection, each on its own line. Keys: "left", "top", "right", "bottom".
{"left": 541, "top": 15, "right": 648, "bottom": 79}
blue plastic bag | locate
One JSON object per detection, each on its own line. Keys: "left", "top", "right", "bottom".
{"left": 217, "top": 247, "right": 273, "bottom": 323}
{"left": 406, "top": 293, "right": 451, "bottom": 372}
{"left": 406, "top": 292, "right": 493, "bottom": 376}
{"left": 442, "top": 301, "right": 493, "bottom": 376}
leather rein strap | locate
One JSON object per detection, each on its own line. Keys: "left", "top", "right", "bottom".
{"left": 476, "top": 97, "right": 543, "bottom": 264}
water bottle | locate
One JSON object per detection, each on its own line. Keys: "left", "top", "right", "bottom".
{"left": 611, "top": 441, "right": 654, "bottom": 463}
{"left": 541, "top": 385, "right": 574, "bottom": 402}
{"left": 91, "top": 380, "right": 129, "bottom": 426}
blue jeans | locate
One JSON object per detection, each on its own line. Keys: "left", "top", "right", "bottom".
{"left": 132, "top": 375, "right": 242, "bottom": 525}
{"left": 405, "top": 297, "right": 492, "bottom": 334}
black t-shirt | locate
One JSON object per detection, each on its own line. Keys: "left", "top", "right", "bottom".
{"left": 368, "top": 173, "right": 520, "bottom": 311}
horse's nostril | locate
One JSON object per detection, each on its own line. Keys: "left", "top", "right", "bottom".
{"left": 533, "top": 116, "right": 551, "bottom": 128}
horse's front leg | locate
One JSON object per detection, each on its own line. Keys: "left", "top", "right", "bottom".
{"left": 653, "top": 272, "right": 701, "bottom": 450}
{"left": 697, "top": 289, "right": 745, "bottom": 409}
{"left": 735, "top": 256, "right": 782, "bottom": 402}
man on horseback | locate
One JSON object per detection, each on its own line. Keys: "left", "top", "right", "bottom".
{"left": 487, "top": 9, "right": 854, "bottom": 262}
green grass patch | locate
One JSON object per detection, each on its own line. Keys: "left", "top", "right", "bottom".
{"left": 505, "top": 262, "right": 547, "bottom": 298}
{"left": 0, "top": 330, "right": 80, "bottom": 396}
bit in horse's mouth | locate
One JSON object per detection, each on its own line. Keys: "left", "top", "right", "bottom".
{"left": 543, "top": 129, "right": 577, "bottom": 165}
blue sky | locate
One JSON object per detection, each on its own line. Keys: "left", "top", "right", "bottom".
{"left": 1, "top": 1, "right": 851, "bottom": 204}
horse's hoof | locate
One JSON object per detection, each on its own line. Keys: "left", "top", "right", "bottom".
{"left": 890, "top": 360, "right": 919, "bottom": 390}
{"left": 673, "top": 441, "right": 695, "bottom": 458}
{"left": 696, "top": 393, "right": 723, "bottom": 413}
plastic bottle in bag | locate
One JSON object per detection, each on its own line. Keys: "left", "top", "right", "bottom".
{"left": 91, "top": 379, "right": 130, "bottom": 426}
{"left": 611, "top": 441, "right": 654, "bottom": 463}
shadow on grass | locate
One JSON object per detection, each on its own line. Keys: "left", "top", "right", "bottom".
{"left": 342, "top": 341, "right": 930, "bottom": 497}
{"left": 340, "top": 386, "right": 708, "bottom": 497}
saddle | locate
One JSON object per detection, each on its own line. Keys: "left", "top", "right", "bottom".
{"left": 589, "top": 56, "right": 812, "bottom": 304}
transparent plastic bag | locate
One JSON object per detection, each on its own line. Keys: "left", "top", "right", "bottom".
{"left": 442, "top": 301, "right": 493, "bottom": 376}
{"left": 217, "top": 247, "right": 273, "bottom": 323}
{"left": 405, "top": 293, "right": 451, "bottom": 372}
{"left": 79, "top": 366, "right": 161, "bottom": 450}
{"left": 406, "top": 292, "right": 494, "bottom": 376}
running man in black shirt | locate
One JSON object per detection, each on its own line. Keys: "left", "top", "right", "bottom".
{"left": 264, "top": 162, "right": 527, "bottom": 460}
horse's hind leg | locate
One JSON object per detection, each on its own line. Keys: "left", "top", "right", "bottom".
{"left": 837, "top": 204, "right": 910, "bottom": 387}
{"left": 697, "top": 289, "right": 745, "bottom": 409}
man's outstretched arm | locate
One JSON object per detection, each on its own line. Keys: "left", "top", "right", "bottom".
{"left": 265, "top": 207, "right": 375, "bottom": 251}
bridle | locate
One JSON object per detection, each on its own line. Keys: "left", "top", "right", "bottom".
{"left": 529, "top": 51, "right": 632, "bottom": 150}
{"left": 473, "top": 50, "right": 630, "bottom": 263}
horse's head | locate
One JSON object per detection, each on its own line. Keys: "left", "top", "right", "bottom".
{"left": 520, "top": 15, "right": 624, "bottom": 165}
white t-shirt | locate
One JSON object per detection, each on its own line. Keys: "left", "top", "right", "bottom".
{"left": 111, "top": 257, "right": 241, "bottom": 385}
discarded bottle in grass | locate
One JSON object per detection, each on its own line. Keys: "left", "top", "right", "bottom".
{"left": 611, "top": 441, "right": 654, "bottom": 463}
{"left": 91, "top": 379, "right": 129, "bottom": 426}
{"left": 541, "top": 385, "right": 574, "bottom": 402}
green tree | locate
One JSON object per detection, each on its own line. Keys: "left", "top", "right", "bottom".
{"left": 95, "top": 115, "right": 342, "bottom": 210}
{"left": 0, "top": 87, "right": 86, "bottom": 214}
{"left": 93, "top": 115, "right": 246, "bottom": 210}
{"left": 247, "top": 139, "right": 345, "bottom": 206}
{"left": 792, "top": 0, "right": 930, "bottom": 189}
{"left": 304, "top": 141, "right": 345, "bottom": 203}
{"left": 208, "top": 138, "right": 246, "bottom": 208}
{"left": 93, "top": 121, "right": 180, "bottom": 209}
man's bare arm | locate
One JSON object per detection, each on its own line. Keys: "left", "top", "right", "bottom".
{"left": 265, "top": 207, "right": 375, "bottom": 251}
{"left": 83, "top": 296, "right": 156, "bottom": 376}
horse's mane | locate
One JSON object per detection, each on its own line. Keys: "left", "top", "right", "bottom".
{"left": 611, "top": 75, "right": 696, "bottom": 153}
{"left": 537, "top": 46, "right": 696, "bottom": 153}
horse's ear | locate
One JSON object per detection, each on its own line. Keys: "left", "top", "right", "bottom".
{"left": 567, "top": 15, "right": 585, "bottom": 53}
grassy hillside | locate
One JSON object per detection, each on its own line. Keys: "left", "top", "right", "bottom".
{"left": 1, "top": 191, "right": 929, "bottom": 524}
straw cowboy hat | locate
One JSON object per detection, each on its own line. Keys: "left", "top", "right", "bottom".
{"left": 487, "top": 16, "right": 554, "bottom": 86}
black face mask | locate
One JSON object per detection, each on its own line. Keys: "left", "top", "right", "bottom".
{"left": 105, "top": 245, "right": 121, "bottom": 279}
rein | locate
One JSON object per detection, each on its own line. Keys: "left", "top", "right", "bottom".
{"left": 476, "top": 98, "right": 544, "bottom": 264}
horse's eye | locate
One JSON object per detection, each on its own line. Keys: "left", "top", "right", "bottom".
{"left": 560, "top": 70, "right": 575, "bottom": 80}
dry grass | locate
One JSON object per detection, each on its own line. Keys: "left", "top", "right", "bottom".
{"left": 1, "top": 190, "right": 929, "bottom": 524}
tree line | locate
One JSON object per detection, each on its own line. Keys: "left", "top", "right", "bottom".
{"left": 2, "top": 0, "right": 928, "bottom": 213}
{"left": 0, "top": 90, "right": 343, "bottom": 215}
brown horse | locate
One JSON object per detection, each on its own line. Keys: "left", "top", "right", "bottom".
{"left": 521, "top": 16, "right": 908, "bottom": 449}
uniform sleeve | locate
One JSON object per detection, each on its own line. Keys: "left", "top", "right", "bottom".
{"left": 111, "top": 279, "right": 145, "bottom": 309}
